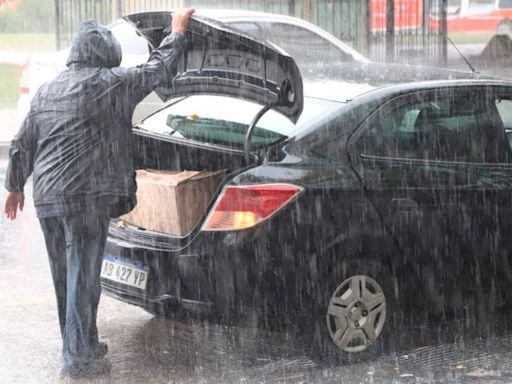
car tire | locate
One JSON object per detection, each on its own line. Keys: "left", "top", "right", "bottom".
{"left": 302, "top": 257, "right": 415, "bottom": 364}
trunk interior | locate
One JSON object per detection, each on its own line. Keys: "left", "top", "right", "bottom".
{"left": 133, "top": 129, "right": 247, "bottom": 172}
{"left": 110, "top": 129, "right": 250, "bottom": 243}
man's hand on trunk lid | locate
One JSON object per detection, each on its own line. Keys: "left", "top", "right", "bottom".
{"left": 4, "top": 191, "right": 24, "bottom": 220}
{"left": 171, "top": 8, "right": 195, "bottom": 36}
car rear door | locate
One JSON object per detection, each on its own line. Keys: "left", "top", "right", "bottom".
{"left": 487, "top": 88, "right": 512, "bottom": 298}
{"left": 348, "top": 86, "right": 512, "bottom": 304}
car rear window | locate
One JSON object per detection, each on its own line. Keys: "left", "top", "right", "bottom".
{"left": 140, "top": 95, "right": 339, "bottom": 149}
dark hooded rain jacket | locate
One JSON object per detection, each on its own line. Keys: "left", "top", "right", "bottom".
{"left": 5, "top": 20, "right": 184, "bottom": 218}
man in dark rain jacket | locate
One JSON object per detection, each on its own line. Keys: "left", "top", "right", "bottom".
{"left": 3, "top": 8, "right": 195, "bottom": 378}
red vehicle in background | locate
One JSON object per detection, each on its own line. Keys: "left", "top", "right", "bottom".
{"left": 371, "top": 0, "right": 512, "bottom": 38}
{"left": 371, "top": 0, "right": 512, "bottom": 56}
{"left": 370, "top": 0, "right": 424, "bottom": 31}
{"left": 429, "top": 1, "right": 512, "bottom": 41}
{"left": 0, "top": 0, "right": 17, "bottom": 9}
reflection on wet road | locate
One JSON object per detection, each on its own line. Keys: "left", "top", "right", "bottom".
{"left": 1, "top": 160, "right": 512, "bottom": 383}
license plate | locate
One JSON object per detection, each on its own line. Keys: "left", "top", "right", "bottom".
{"left": 101, "top": 254, "right": 149, "bottom": 290}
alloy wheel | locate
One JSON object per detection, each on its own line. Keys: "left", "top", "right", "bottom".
{"left": 326, "top": 275, "right": 387, "bottom": 353}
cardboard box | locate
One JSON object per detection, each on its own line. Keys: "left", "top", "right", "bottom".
{"left": 120, "top": 169, "right": 225, "bottom": 236}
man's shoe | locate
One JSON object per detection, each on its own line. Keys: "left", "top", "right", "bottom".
{"left": 93, "top": 341, "right": 108, "bottom": 358}
{"left": 60, "top": 358, "right": 112, "bottom": 379}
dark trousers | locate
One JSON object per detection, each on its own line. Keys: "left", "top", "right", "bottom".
{"left": 39, "top": 201, "right": 110, "bottom": 368}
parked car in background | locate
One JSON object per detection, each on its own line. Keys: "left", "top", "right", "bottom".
{"left": 195, "top": 9, "right": 369, "bottom": 77}
{"left": 101, "top": 11, "right": 512, "bottom": 363}
{"left": 430, "top": 0, "right": 512, "bottom": 55}
{"left": 368, "top": 0, "right": 512, "bottom": 58}
{"left": 16, "top": 18, "right": 152, "bottom": 122}
{"left": 438, "top": 0, "right": 512, "bottom": 39}
{"left": 16, "top": 9, "right": 368, "bottom": 123}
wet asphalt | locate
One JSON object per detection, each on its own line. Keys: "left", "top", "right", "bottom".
{"left": 1, "top": 158, "right": 512, "bottom": 384}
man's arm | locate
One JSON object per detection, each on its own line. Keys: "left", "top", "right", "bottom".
{"left": 4, "top": 113, "right": 36, "bottom": 219}
{"left": 123, "top": 8, "right": 195, "bottom": 99}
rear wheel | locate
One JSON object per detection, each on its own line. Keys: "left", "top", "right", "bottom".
{"left": 326, "top": 274, "right": 387, "bottom": 353}
{"left": 304, "top": 258, "right": 413, "bottom": 364}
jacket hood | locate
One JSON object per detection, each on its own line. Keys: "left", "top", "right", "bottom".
{"left": 66, "top": 20, "right": 122, "bottom": 68}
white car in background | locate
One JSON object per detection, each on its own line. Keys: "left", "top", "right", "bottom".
{"left": 17, "top": 9, "right": 369, "bottom": 122}
{"left": 16, "top": 19, "right": 151, "bottom": 122}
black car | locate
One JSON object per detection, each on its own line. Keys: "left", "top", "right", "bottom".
{"left": 101, "top": 12, "right": 512, "bottom": 361}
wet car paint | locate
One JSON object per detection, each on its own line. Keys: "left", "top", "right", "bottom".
{"left": 101, "top": 61, "right": 512, "bottom": 363}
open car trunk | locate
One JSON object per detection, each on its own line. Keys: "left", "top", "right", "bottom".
{"left": 133, "top": 127, "right": 248, "bottom": 172}
{"left": 109, "top": 11, "right": 304, "bottom": 241}
{"left": 110, "top": 128, "right": 248, "bottom": 241}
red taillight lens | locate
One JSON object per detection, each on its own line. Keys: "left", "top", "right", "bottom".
{"left": 18, "top": 58, "right": 30, "bottom": 94}
{"left": 202, "top": 184, "right": 303, "bottom": 231}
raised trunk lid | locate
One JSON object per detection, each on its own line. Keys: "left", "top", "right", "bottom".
{"left": 123, "top": 11, "right": 304, "bottom": 123}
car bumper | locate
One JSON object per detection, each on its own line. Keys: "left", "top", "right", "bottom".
{"left": 100, "top": 228, "right": 254, "bottom": 320}
{"left": 101, "top": 278, "right": 214, "bottom": 316}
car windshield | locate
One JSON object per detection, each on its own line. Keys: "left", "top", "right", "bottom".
{"left": 139, "top": 95, "right": 339, "bottom": 149}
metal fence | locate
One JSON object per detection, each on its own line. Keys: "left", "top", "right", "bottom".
{"left": 54, "top": 0, "right": 448, "bottom": 66}
{"left": 54, "top": 0, "right": 181, "bottom": 48}
{"left": 368, "top": 0, "right": 448, "bottom": 66}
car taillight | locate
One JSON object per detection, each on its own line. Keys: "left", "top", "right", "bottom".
{"left": 202, "top": 184, "right": 303, "bottom": 231}
{"left": 18, "top": 58, "right": 30, "bottom": 94}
